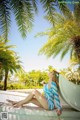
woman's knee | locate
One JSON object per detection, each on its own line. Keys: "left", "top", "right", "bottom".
{"left": 32, "top": 89, "right": 38, "bottom": 95}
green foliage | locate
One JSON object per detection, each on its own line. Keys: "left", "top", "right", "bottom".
{"left": 0, "top": 37, "right": 22, "bottom": 90}
{"left": 38, "top": 3, "right": 80, "bottom": 62}
{"left": 0, "top": 0, "right": 35, "bottom": 41}
{"left": 0, "top": 68, "right": 4, "bottom": 82}
{"left": 0, "top": 0, "right": 11, "bottom": 41}
{"left": 31, "top": 0, "right": 38, "bottom": 14}
{"left": 74, "top": 0, "right": 80, "bottom": 22}
{"left": 40, "top": 0, "right": 56, "bottom": 25}
{"left": 11, "top": 0, "right": 34, "bottom": 38}
{"left": 3, "top": 66, "right": 60, "bottom": 90}
{"left": 0, "top": 68, "right": 49, "bottom": 90}
{"left": 61, "top": 67, "right": 80, "bottom": 85}
{"left": 17, "top": 70, "right": 49, "bottom": 87}
{"left": 7, "top": 83, "right": 25, "bottom": 90}
{"left": 0, "top": 82, "right": 4, "bottom": 90}
{"left": 1, "top": 65, "right": 79, "bottom": 90}
{"left": 58, "top": 0, "right": 72, "bottom": 18}
{"left": 0, "top": 82, "right": 43, "bottom": 90}
{"left": 0, "top": 0, "right": 74, "bottom": 41}
{"left": 0, "top": 38, "right": 22, "bottom": 73}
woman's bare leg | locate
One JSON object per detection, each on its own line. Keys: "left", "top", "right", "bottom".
{"left": 33, "top": 90, "right": 48, "bottom": 109}
{"left": 6, "top": 98, "right": 42, "bottom": 107}
{"left": 29, "top": 98, "right": 43, "bottom": 107}
{"left": 18, "top": 89, "right": 48, "bottom": 109}
{"left": 7, "top": 89, "right": 49, "bottom": 110}
{"left": 7, "top": 98, "right": 44, "bottom": 107}
{"left": 7, "top": 92, "right": 34, "bottom": 107}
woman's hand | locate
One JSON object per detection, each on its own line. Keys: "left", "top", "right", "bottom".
{"left": 40, "top": 81, "right": 46, "bottom": 86}
{"left": 56, "top": 109, "right": 62, "bottom": 116}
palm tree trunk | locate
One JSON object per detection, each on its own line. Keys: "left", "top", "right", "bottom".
{"left": 4, "top": 70, "right": 8, "bottom": 91}
{"left": 72, "top": 36, "right": 80, "bottom": 60}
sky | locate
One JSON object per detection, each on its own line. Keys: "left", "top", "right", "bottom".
{"left": 8, "top": 1, "right": 71, "bottom": 72}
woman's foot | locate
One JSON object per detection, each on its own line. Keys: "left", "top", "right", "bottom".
{"left": 6, "top": 99, "right": 24, "bottom": 107}
{"left": 6, "top": 99, "right": 17, "bottom": 105}
{"left": 13, "top": 101, "right": 23, "bottom": 107}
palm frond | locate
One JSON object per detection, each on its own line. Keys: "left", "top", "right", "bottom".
{"left": 58, "top": 0, "right": 72, "bottom": 18}
{"left": 40, "top": 0, "right": 56, "bottom": 25}
{"left": 61, "top": 41, "right": 71, "bottom": 60}
{"left": 31, "top": 0, "right": 38, "bottom": 14}
{"left": 0, "top": 0, "right": 11, "bottom": 42}
{"left": 39, "top": 32, "right": 66, "bottom": 58}
{"left": 38, "top": 11, "right": 80, "bottom": 61}
{"left": 53, "top": 12, "right": 65, "bottom": 24}
{"left": 74, "top": 0, "right": 80, "bottom": 22}
{"left": 11, "top": 0, "right": 34, "bottom": 38}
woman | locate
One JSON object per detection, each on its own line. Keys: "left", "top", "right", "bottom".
{"left": 7, "top": 70, "right": 62, "bottom": 115}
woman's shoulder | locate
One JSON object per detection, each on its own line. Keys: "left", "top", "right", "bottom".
{"left": 51, "top": 81, "right": 57, "bottom": 86}
{"left": 51, "top": 81, "right": 59, "bottom": 91}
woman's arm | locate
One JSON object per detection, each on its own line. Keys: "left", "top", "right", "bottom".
{"left": 51, "top": 83, "right": 62, "bottom": 111}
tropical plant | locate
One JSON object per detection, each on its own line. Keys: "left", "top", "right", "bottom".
{"left": 0, "top": 38, "right": 22, "bottom": 90}
{"left": 61, "top": 67, "right": 80, "bottom": 85}
{"left": 38, "top": 1, "right": 80, "bottom": 62}
{"left": 0, "top": 0, "right": 71, "bottom": 41}
{"left": 69, "top": 54, "right": 80, "bottom": 71}
{"left": 28, "top": 70, "right": 42, "bottom": 86}
{"left": 14, "top": 69, "right": 49, "bottom": 87}
{"left": 15, "top": 69, "right": 30, "bottom": 86}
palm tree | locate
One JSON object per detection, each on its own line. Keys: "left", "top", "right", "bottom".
{"left": 0, "top": 38, "right": 22, "bottom": 90}
{"left": 69, "top": 55, "right": 80, "bottom": 67}
{"left": 0, "top": 0, "right": 71, "bottom": 41}
{"left": 39, "top": 1, "right": 80, "bottom": 62}
{"left": 15, "top": 69, "right": 29, "bottom": 86}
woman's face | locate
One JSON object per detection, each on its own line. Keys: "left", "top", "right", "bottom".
{"left": 48, "top": 71, "right": 55, "bottom": 79}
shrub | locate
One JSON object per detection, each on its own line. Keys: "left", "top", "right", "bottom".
{"left": 61, "top": 68, "right": 80, "bottom": 85}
